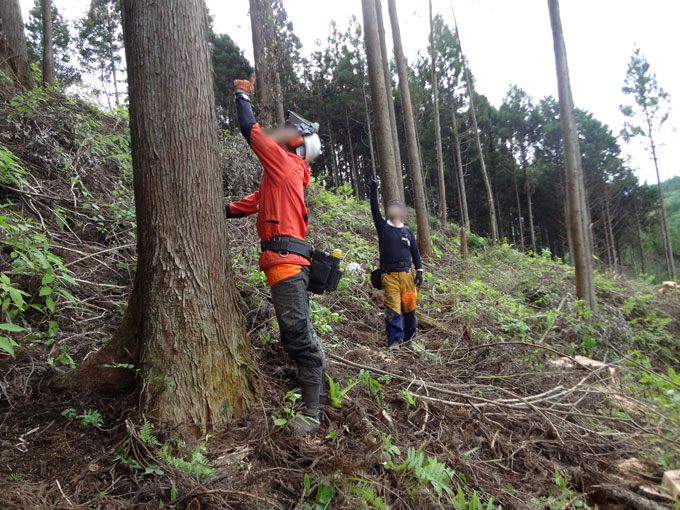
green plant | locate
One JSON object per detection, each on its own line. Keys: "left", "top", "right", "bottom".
{"left": 62, "top": 408, "right": 103, "bottom": 427}
{"left": 349, "top": 481, "right": 389, "bottom": 509}
{"left": 302, "top": 474, "right": 334, "bottom": 510}
{"left": 271, "top": 388, "right": 318, "bottom": 431}
{"left": 396, "top": 446, "right": 456, "bottom": 499}
{"left": 326, "top": 373, "right": 359, "bottom": 409}
{"left": 531, "top": 470, "right": 592, "bottom": 509}
{"left": 400, "top": 390, "right": 417, "bottom": 408}
{"left": 0, "top": 146, "right": 28, "bottom": 187}
{"left": 360, "top": 370, "right": 386, "bottom": 407}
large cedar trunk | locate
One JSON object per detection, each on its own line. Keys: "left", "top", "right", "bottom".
{"left": 249, "top": 0, "right": 283, "bottom": 128}
{"left": 40, "top": 0, "right": 54, "bottom": 85}
{"left": 388, "top": 0, "right": 432, "bottom": 257}
{"left": 429, "top": 0, "right": 447, "bottom": 223}
{"left": 374, "top": 0, "right": 404, "bottom": 202}
{"left": 79, "top": 0, "right": 260, "bottom": 436}
{"left": 0, "top": 0, "right": 35, "bottom": 88}
{"left": 548, "top": 0, "right": 596, "bottom": 309}
{"left": 362, "top": 0, "right": 400, "bottom": 204}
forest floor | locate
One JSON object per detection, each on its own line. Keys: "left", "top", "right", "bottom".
{"left": 1, "top": 82, "right": 680, "bottom": 510}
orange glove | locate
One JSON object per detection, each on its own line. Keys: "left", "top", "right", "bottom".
{"left": 234, "top": 75, "right": 255, "bottom": 94}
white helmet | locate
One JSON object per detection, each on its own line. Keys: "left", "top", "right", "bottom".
{"left": 287, "top": 111, "right": 322, "bottom": 162}
{"left": 296, "top": 132, "right": 321, "bottom": 162}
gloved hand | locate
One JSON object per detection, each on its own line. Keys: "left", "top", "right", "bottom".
{"left": 368, "top": 179, "right": 378, "bottom": 193}
{"left": 234, "top": 75, "right": 255, "bottom": 95}
{"left": 414, "top": 269, "right": 423, "bottom": 287}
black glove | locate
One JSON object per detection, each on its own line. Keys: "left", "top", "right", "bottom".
{"left": 414, "top": 269, "right": 423, "bottom": 287}
{"left": 368, "top": 179, "right": 378, "bottom": 193}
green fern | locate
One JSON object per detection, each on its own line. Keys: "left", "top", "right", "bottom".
{"left": 139, "top": 416, "right": 160, "bottom": 446}
{"left": 350, "top": 482, "right": 389, "bottom": 510}
{"left": 397, "top": 447, "right": 456, "bottom": 498}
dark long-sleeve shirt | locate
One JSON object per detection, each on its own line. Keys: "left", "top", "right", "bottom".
{"left": 370, "top": 186, "right": 422, "bottom": 271}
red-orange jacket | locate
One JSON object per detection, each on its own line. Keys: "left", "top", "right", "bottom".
{"left": 226, "top": 94, "right": 310, "bottom": 271}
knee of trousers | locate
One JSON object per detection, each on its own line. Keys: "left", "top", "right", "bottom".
{"left": 297, "top": 364, "right": 324, "bottom": 386}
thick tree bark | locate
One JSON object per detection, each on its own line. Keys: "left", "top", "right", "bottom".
{"left": 362, "top": 0, "right": 400, "bottom": 205}
{"left": 450, "top": 91, "right": 469, "bottom": 228}
{"left": 79, "top": 0, "right": 260, "bottom": 435}
{"left": 548, "top": 0, "right": 596, "bottom": 309}
{"left": 40, "top": 0, "right": 54, "bottom": 85}
{"left": 375, "top": 0, "right": 404, "bottom": 202}
{"left": 249, "top": 0, "right": 281, "bottom": 128}
{"left": 388, "top": 0, "right": 432, "bottom": 257}
{"left": 0, "top": 0, "right": 35, "bottom": 88}
{"left": 429, "top": 0, "right": 447, "bottom": 223}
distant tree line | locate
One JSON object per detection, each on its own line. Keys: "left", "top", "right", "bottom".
{"left": 2, "top": 0, "right": 676, "bottom": 281}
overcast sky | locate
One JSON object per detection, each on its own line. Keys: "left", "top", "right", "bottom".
{"left": 20, "top": 0, "right": 679, "bottom": 184}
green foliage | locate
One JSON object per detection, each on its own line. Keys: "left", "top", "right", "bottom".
{"left": 301, "top": 475, "right": 334, "bottom": 510}
{"left": 349, "top": 481, "right": 389, "bottom": 510}
{"left": 77, "top": 0, "right": 124, "bottom": 106}
{"left": 62, "top": 408, "right": 103, "bottom": 427}
{"left": 0, "top": 146, "right": 28, "bottom": 187}
{"left": 0, "top": 205, "right": 77, "bottom": 357}
{"left": 325, "top": 373, "right": 359, "bottom": 409}
{"left": 396, "top": 446, "right": 457, "bottom": 499}
{"left": 531, "top": 470, "right": 592, "bottom": 509}
{"left": 24, "top": 0, "right": 80, "bottom": 85}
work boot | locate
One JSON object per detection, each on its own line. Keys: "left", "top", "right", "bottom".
{"left": 292, "top": 365, "right": 323, "bottom": 435}
{"left": 388, "top": 341, "right": 402, "bottom": 351}
{"left": 319, "top": 367, "right": 329, "bottom": 406}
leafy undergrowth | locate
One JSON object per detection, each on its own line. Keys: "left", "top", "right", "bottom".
{"left": 1, "top": 81, "right": 679, "bottom": 509}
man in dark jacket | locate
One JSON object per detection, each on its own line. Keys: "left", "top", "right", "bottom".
{"left": 226, "top": 76, "right": 325, "bottom": 435}
{"left": 369, "top": 180, "right": 423, "bottom": 349}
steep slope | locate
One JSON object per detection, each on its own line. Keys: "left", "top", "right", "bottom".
{"left": 1, "top": 82, "right": 679, "bottom": 509}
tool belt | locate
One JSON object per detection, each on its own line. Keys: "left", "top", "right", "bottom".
{"left": 261, "top": 236, "right": 341, "bottom": 294}
{"left": 370, "top": 262, "right": 411, "bottom": 290}
{"left": 261, "top": 236, "right": 313, "bottom": 261}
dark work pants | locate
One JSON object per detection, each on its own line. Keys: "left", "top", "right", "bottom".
{"left": 270, "top": 266, "right": 326, "bottom": 387}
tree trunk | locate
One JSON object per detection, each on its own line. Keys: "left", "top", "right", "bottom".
{"left": 450, "top": 91, "right": 469, "bottom": 228}
{"left": 647, "top": 119, "right": 676, "bottom": 279}
{"left": 375, "top": 0, "right": 404, "bottom": 202}
{"left": 345, "top": 107, "right": 361, "bottom": 199}
{"left": 362, "top": 0, "right": 400, "bottom": 205}
{"left": 603, "top": 183, "right": 618, "bottom": 271}
{"left": 513, "top": 175, "right": 525, "bottom": 251}
{"left": 0, "top": 0, "right": 35, "bottom": 88}
{"left": 520, "top": 144, "right": 536, "bottom": 253}
{"left": 40, "top": 0, "right": 54, "bottom": 85}
{"left": 450, "top": 12, "right": 496, "bottom": 240}
{"left": 105, "top": 7, "right": 120, "bottom": 106}
{"left": 249, "top": 0, "right": 279, "bottom": 128}
{"left": 633, "top": 195, "right": 646, "bottom": 274}
{"left": 387, "top": 0, "right": 432, "bottom": 257}
{"left": 548, "top": 0, "right": 596, "bottom": 309}
{"left": 78, "top": 0, "right": 260, "bottom": 436}
{"left": 429, "top": 0, "right": 447, "bottom": 223}
{"left": 362, "top": 81, "right": 378, "bottom": 181}
{"left": 274, "top": 70, "right": 285, "bottom": 125}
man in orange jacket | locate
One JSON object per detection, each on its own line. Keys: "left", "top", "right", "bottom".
{"left": 226, "top": 76, "right": 325, "bottom": 435}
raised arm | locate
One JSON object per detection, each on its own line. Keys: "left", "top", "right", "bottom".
{"left": 226, "top": 191, "right": 260, "bottom": 218}
{"left": 368, "top": 180, "right": 386, "bottom": 233}
{"left": 234, "top": 76, "right": 288, "bottom": 182}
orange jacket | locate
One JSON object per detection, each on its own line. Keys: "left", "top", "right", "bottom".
{"left": 227, "top": 96, "right": 311, "bottom": 271}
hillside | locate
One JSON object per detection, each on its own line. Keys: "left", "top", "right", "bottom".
{"left": 1, "top": 83, "right": 680, "bottom": 509}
